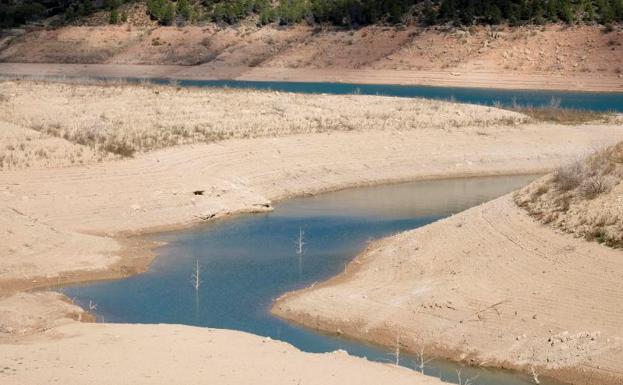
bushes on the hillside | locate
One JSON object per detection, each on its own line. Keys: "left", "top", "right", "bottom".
{"left": 203, "top": 0, "right": 270, "bottom": 23}
{"left": 310, "top": 0, "right": 414, "bottom": 25}
{"left": 1, "top": 1, "right": 46, "bottom": 28}
{"left": 271, "top": 0, "right": 623, "bottom": 25}
{"left": 147, "top": 0, "right": 175, "bottom": 24}
{"left": 434, "top": 0, "right": 622, "bottom": 25}
{"left": 61, "top": 1, "right": 97, "bottom": 24}
{"left": 2, "top": 0, "right": 623, "bottom": 28}
{"left": 109, "top": 7, "right": 119, "bottom": 23}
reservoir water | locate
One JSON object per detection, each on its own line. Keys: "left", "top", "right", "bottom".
{"left": 151, "top": 79, "right": 623, "bottom": 112}
{"left": 61, "top": 174, "right": 566, "bottom": 385}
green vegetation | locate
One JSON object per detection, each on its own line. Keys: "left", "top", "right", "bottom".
{"left": 109, "top": 7, "right": 119, "bottom": 23}
{"left": 155, "top": 0, "right": 623, "bottom": 26}
{"left": 147, "top": 0, "right": 176, "bottom": 24}
{"left": 1, "top": 1, "right": 46, "bottom": 27}
{"left": 1, "top": 0, "right": 622, "bottom": 28}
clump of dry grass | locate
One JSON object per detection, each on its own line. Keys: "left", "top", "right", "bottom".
{"left": 0, "top": 79, "right": 529, "bottom": 160}
{"left": 0, "top": 74, "right": 134, "bottom": 87}
{"left": 551, "top": 160, "right": 583, "bottom": 191}
{"left": 0, "top": 113, "right": 110, "bottom": 171}
{"left": 552, "top": 143, "right": 623, "bottom": 198}
{"left": 510, "top": 98, "right": 613, "bottom": 125}
{"left": 518, "top": 107, "right": 611, "bottom": 124}
{"left": 515, "top": 141, "right": 623, "bottom": 248}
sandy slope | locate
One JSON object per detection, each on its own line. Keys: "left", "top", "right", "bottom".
{"left": 0, "top": 323, "right": 439, "bottom": 385}
{"left": 273, "top": 194, "right": 623, "bottom": 385}
{"left": 1, "top": 23, "right": 621, "bottom": 91}
{"left": 0, "top": 292, "right": 87, "bottom": 335}
{"left": 0, "top": 294, "right": 440, "bottom": 385}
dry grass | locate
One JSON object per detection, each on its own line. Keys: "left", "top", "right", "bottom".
{"left": 515, "top": 141, "right": 623, "bottom": 248}
{"left": 0, "top": 79, "right": 529, "bottom": 167}
{"left": 517, "top": 107, "right": 610, "bottom": 124}
{"left": 510, "top": 98, "right": 613, "bottom": 125}
{"left": 0, "top": 122, "right": 110, "bottom": 170}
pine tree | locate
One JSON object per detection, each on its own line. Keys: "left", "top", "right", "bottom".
{"left": 109, "top": 7, "right": 119, "bottom": 23}
{"left": 178, "top": 0, "right": 192, "bottom": 20}
{"left": 162, "top": 1, "right": 176, "bottom": 25}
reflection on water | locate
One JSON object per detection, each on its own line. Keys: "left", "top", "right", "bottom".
{"left": 276, "top": 176, "right": 535, "bottom": 219}
{"left": 62, "top": 174, "right": 566, "bottom": 385}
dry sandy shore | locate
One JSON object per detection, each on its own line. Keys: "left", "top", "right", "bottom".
{"left": 0, "top": 294, "right": 441, "bottom": 385}
{"left": 273, "top": 194, "right": 623, "bottom": 385}
{"left": 1, "top": 323, "right": 432, "bottom": 385}
{"left": 1, "top": 81, "right": 623, "bottom": 384}
{"left": 1, "top": 62, "right": 622, "bottom": 92}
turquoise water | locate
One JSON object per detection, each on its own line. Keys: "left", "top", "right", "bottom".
{"left": 148, "top": 79, "right": 623, "bottom": 112}
{"left": 61, "top": 175, "right": 567, "bottom": 385}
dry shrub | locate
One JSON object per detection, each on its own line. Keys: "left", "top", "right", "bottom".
{"left": 586, "top": 228, "right": 608, "bottom": 243}
{"left": 553, "top": 161, "right": 583, "bottom": 191}
{"left": 101, "top": 139, "right": 136, "bottom": 157}
{"left": 578, "top": 176, "right": 609, "bottom": 199}
{"left": 530, "top": 184, "right": 548, "bottom": 201}
{"left": 515, "top": 141, "right": 623, "bottom": 249}
{"left": 552, "top": 193, "right": 571, "bottom": 211}
{"left": 603, "top": 141, "right": 623, "bottom": 164}
{"left": 552, "top": 144, "right": 622, "bottom": 199}
{"left": 585, "top": 226, "right": 622, "bottom": 248}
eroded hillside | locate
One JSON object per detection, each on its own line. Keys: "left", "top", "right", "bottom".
{"left": 1, "top": 17, "right": 621, "bottom": 77}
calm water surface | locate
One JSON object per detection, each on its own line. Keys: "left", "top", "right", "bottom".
{"left": 62, "top": 175, "right": 566, "bottom": 385}
{"left": 73, "top": 75, "right": 623, "bottom": 111}
{"left": 156, "top": 79, "right": 623, "bottom": 112}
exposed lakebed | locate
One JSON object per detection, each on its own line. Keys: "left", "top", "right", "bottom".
{"left": 62, "top": 175, "right": 566, "bottom": 385}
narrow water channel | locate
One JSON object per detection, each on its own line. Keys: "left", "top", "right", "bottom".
{"left": 157, "top": 79, "right": 623, "bottom": 112}
{"left": 44, "top": 75, "right": 623, "bottom": 111}
{"left": 61, "top": 174, "right": 566, "bottom": 385}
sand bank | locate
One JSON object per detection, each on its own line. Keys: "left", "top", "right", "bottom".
{"left": 273, "top": 194, "right": 623, "bottom": 385}
{"left": 0, "top": 294, "right": 441, "bottom": 385}
{"left": 1, "top": 62, "right": 622, "bottom": 92}
{"left": 0, "top": 323, "right": 442, "bottom": 385}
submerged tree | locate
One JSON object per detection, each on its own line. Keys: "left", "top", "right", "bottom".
{"left": 191, "top": 258, "right": 202, "bottom": 292}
